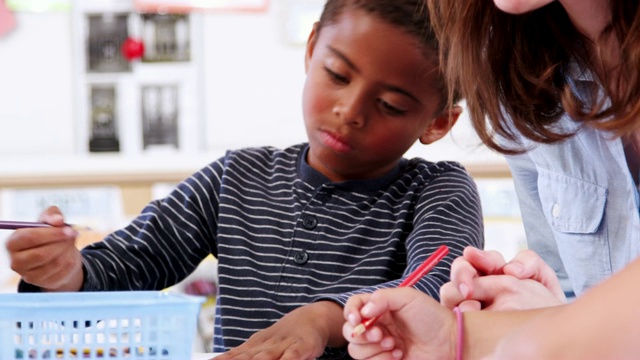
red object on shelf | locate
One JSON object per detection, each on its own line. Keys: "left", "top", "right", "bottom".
{"left": 0, "top": 0, "right": 16, "bottom": 37}
{"left": 121, "top": 37, "right": 145, "bottom": 61}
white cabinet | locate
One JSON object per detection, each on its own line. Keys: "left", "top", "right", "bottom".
{"left": 71, "top": 0, "right": 204, "bottom": 156}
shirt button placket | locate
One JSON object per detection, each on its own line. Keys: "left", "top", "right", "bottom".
{"left": 294, "top": 215, "right": 316, "bottom": 265}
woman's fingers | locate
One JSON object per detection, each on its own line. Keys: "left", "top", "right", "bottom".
{"left": 502, "top": 249, "right": 566, "bottom": 302}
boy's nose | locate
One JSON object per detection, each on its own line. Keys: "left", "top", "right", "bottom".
{"left": 332, "top": 98, "right": 366, "bottom": 128}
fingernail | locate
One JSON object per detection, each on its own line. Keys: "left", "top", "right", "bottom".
{"left": 392, "top": 349, "right": 403, "bottom": 359}
{"left": 49, "top": 214, "right": 64, "bottom": 223}
{"left": 380, "top": 338, "right": 394, "bottom": 349}
{"left": 459, "top": 283, "right": 469, "bottom": 299}
{"left": 348, "top": 313, "right": 358, "bottom": 325}
{"left": 361, "top": 302, "right": 374, "bottom": 316}
{"left": 63, "top": 227, "right": 78, "bottom": 237}
{"left": 467, "top": 246, "right": 481, "bottom": 255}
{"left": 509, "top": 262, "right": 524, "bottom": 276}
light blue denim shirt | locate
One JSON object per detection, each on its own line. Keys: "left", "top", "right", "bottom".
{"left": 504, "top": 64, "right": 640, "bottom": 298}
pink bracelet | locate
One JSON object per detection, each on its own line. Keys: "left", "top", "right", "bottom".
{"left": 453, "top": 306, "right": 463, "bottom": 360}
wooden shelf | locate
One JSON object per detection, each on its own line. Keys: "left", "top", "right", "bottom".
{"left": 0, "top": 152, "right": 224, "bottom": 187}
{"left": 464, "top": 162, "right": 512, "bottom": 178}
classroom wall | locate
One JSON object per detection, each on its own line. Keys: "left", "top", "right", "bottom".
{"left": 0, "top": 11, "right": 75, "bottom": 155}
{"left": 0, "top": 0, "right": 506, "bottom": 165}
{"left": 0, "top": 2, "right": 306, "bottom": 157}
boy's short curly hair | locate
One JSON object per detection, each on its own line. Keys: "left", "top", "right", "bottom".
{"left": 317, "top": 0, "right": 462, "bottom": 112}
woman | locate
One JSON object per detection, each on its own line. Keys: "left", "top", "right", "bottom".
{"left": 432, "top": 0, "right": 640, "bottom": 303}
{"left": 343, "top": 0, "right": 640, "bottom": 358}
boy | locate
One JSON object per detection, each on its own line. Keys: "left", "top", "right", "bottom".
{"left": 6, "top": 0, "right": 483, "bottom": 358}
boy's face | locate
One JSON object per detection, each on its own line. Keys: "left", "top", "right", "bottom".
{"left": 302, "top": 9, "right": 452, "bottom": 182}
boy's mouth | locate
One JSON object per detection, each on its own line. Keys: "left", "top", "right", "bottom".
{"left": 320, "top": 130, "right": 353, "bottom": 154}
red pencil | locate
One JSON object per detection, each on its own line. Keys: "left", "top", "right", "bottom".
{"left": 351, "top": 245, "right": 450, "bottom": 337}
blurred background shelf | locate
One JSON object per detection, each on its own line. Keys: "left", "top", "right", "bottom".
{"left": 0, "top": 153, "right": 511, "bottom": 188}
{"left": 0, "top": 152, "right": 224, "bottom": 187}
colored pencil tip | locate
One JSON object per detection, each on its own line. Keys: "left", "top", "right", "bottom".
{"left": 351, "top": 323, "right": 366, "bottom": 338}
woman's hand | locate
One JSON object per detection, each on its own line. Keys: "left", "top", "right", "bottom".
{"left": 440, "top": 247, "right": 566, "bottom": 311}
{"left": 343, "top": 287, "right": 457, "bottom": 360}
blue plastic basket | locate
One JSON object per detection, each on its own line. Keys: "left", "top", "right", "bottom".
{"left": 0, "top": 291, "right": 204, "bottom": 360}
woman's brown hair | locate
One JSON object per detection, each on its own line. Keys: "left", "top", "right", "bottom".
{"left": 427, "top": 1, "right": 640, "bottom": 154}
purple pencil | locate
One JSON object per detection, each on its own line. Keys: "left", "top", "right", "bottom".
{"left": 0, "top": 220, "right": 89, "bottom": 231}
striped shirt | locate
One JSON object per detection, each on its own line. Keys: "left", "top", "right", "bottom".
{"left": 23, "top": 143, "right": 484, "bottom": 356}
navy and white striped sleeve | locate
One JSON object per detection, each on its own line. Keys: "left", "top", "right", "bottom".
{"left": 80, "top": 155, "right": 229, "bottom": 291}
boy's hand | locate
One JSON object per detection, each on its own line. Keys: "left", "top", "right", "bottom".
{"left": 343, "top": 288, "right": 456, "bottom": 360}
{"left": 440, "top": 247, "right": 566, "bottom": 311}
{"left": 5, "top": 206, "right": 84, "bottom": 292}
{"left": 216, "top": 301, "right": 344, "bottom": 360}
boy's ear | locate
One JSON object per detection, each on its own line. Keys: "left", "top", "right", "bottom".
{"left": 419, "top": 105, "right": 463, "bottom": 145}
{"left": 304, "top": 22, "right": 320, "bottom": 73}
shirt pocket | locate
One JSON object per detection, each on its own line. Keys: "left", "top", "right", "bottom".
{"left": 538, "top": 169, "right": 607, "bottom": 233}
{"left": 537, "top": 168, "right": 610, "bottom": 295}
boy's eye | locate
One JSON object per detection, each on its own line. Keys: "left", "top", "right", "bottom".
{"left": 378, "top": 99, "right": 407, "bottom": 116}
{"left": 324, "top": 67, "right": 349, "bottom": 84}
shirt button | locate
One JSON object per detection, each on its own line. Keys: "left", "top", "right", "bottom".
{"left": 552, "top": 203, "right": 560, "bottom": 218}
{"left": 293, "top": 251, "right": 309, "bottom": 265}
{"left": 302, "top": 215, "right": 317, "bottom": 229}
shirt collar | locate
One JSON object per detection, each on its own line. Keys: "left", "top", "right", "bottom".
{"left": 297, "top": 144, "right": 407, "bottom": 192}
{"left": 565, "top": 58, "right": 595, "bottom": 83}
